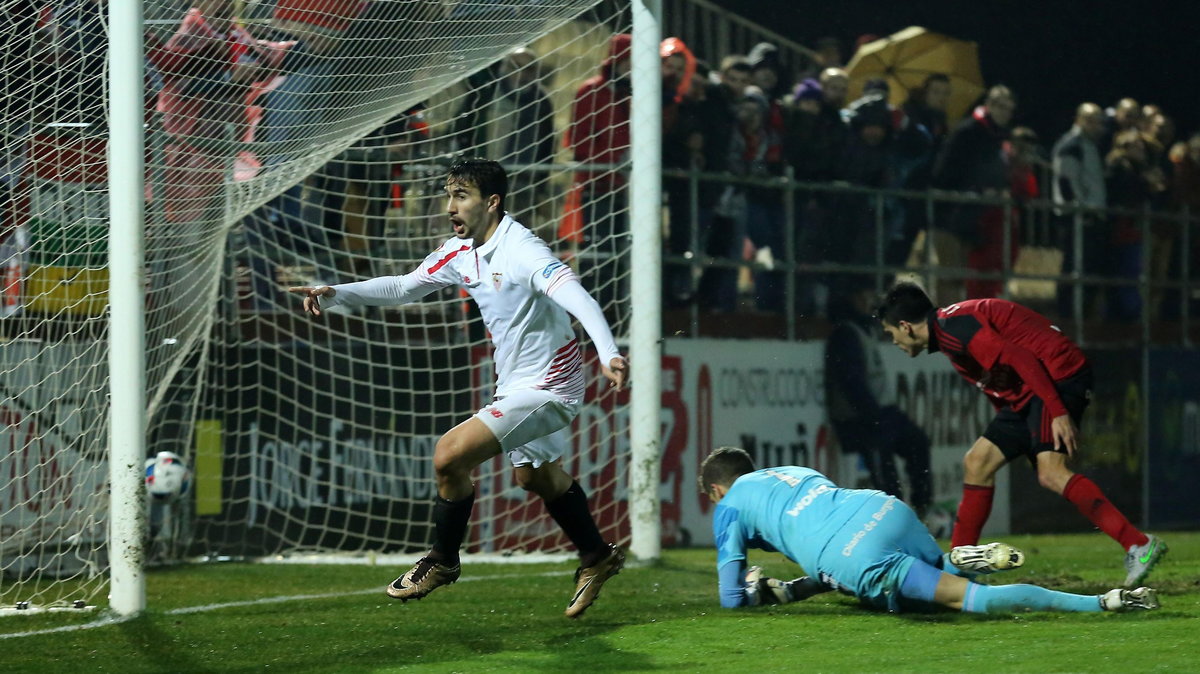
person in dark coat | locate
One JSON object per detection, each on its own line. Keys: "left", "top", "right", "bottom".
{"left": 930, "top": 85, "right": 1016, "bottom": 301}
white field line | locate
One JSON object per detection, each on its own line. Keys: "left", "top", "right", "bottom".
{"left": 0, "top": 569, "right": 567, "bottom": 640}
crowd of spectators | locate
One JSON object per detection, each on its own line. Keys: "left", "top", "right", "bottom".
{"left": 649, "top": 38, "right": 1200, "bottom": 324}
{"left": 8, "top": 6, "right": 1200, "bottom": 324}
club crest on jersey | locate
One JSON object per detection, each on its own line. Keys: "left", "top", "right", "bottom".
{"left": 542, "top": 260, "right": 566, "bottom": 278}
{"left": 492, "top": 272, "right": 503, "bottom": 290}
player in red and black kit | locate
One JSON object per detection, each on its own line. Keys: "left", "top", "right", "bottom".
{"left": 873, "top": 282, "right": 1166, "bottom": 588}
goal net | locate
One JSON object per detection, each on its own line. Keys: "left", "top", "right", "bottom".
{"left": 1, "top": 0, "right": 638, "bottom": 611}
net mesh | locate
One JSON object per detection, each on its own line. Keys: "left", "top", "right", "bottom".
{"left": 1, "top": 0, "right": 635, "bottom": 609}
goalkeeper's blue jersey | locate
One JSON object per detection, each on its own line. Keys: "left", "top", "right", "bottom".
{"left": 713, "top": 466, "right": 883, "bottom": 583}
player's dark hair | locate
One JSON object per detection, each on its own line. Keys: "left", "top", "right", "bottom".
{"left": 698, "top": 446, "right": 756, "bottom": 496}
{"left": 447, "top": 158, "right": 508, "bottom": 210}
{"left": 873, "top": 281, "right": 934, "bottom": 326}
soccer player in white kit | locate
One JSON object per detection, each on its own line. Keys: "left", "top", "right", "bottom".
{"left": 289, "top": 159, "right": 629, "bottom": 618}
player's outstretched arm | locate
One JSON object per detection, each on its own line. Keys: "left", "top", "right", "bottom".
{"left": 287, "top": 270, "right": 451, "bottom": 317}
{"left": 287, "top": 286, "right": 335, "bottom": 317}
{"left": 544, "top": 277, "right": 625, "bottom": 386}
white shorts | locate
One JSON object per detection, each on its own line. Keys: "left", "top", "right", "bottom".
{"left": 474, "top": 389, "right": 581, "bottom": 468}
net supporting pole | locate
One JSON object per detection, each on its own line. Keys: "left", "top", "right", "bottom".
{"left": 629, "top": 0, "right": 663, "bottom": 562}
{"left": 107, "top": 0, "right": 147, "bottom": 616}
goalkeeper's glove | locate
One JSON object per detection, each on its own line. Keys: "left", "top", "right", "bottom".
{"left": 743, "top": 566, "right": 831, "bottom": 606}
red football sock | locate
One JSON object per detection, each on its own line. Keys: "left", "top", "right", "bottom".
{"left": 951, "top": 484, "right": 994, "bottom": 548}
{"left": 1061, "top": 474, "right": 1149, "bottom": 550}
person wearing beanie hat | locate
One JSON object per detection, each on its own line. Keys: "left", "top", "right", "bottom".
{"left": 747, "top": 41, "right": 790, "bottom": 100}
{"left": 863, "top": 77, "right": 890, "bottom": 96}
{"left": 790, "top": 78, "right": 823, "bottom": 114}
{"left": 727, "top": 84, "right": 787, "bottom": 313}
{"left": 843, "top": 92, "right": 894, "bottom": 136}
{"left": 825, "top": 90, "right": 898, "bottom": 278}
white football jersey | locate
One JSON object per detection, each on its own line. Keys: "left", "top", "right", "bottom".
{"left": 323, "top": 214, "right": 619, "bottom": 401}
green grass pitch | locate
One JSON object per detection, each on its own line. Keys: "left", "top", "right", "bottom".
{"left": 2, "top": 532, "right": 1196, "bottom": 673}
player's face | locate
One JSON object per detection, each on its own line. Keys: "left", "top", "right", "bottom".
{"left": 445, "top": 179, "right": 497, "bottom": 240}
{"left": 882, "top": 320, "right": 923, "bottom": 357}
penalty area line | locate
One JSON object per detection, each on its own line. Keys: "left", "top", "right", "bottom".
{"left": 0, "top": 569, "right": 566, "bottom": 640}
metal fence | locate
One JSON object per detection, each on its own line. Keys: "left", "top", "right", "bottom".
{"left": 660, "top": 166, "right": 1198, "bottom": 348}
{"left": 662, "top": 0, "right": 819, "bottom": 75}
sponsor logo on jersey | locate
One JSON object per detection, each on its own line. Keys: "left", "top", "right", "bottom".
{"left": 842, "top": 497, "right": 896, "bottom": 557}
{"left": 785, "top": 483, "right": 831, "bottom": 517}
{"left": 488, "top": 407, "right": 504, "bottom": 418}
{"left": 542, "top": 260, "right": 566, "bottom": 278}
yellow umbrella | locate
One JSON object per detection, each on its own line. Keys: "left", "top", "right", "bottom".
{"left": 844, "top": 26, "right": 984, "bottom": 125}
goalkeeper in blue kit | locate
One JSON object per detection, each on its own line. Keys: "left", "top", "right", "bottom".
{"left": 701, "top": 447, "right": 1159, "bottom": 614}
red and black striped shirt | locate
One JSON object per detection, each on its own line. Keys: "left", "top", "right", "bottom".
{"left": 928, "top": 299, "right": 1088, "bottom": 417}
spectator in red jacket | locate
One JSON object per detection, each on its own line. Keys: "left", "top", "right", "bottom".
{"left": 567, "top": 33, "right": 632, "bottom": 320}
{"left": 964, "top": 126, "right": 1042, "bottom": 299}
{"left": 149, "top": 0, "right": 288, "bottom": 224}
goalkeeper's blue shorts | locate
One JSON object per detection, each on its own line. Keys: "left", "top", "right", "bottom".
{"left": 817, "top": 493, "right": 944, "bottom": 612}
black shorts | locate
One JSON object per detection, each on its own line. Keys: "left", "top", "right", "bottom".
{"left": 982, "top": 368, "right": 1093, "bottom": 464}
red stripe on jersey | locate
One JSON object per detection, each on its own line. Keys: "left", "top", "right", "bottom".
{"left": 940, "top": 335, "right": 964, "bottom": 353}
{"left": 545, "top": 351, "right": 583, "bottom": 376}
{"left": 552, "top": 339, "right": 579, "bottom": 356}
{"left": 428, "top": 245, "right": 470, "bottom": 274}
{"left": 544, "top": 369, "right": 585, "bottom": 387}
{"left": 549, "top": 342, "right": 580, "bottom": 361}
{"left": 546, "top": 353, "right": 582, "bottom": 375}
{"left": 1040, "top": 403, "right": 1053, "bottom": 444}
{"left": 534, "top": 338, "right": 585, "bottom": 395}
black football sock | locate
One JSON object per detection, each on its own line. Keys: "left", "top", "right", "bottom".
{"left": 429, "top": 489, "right": 475, "bottom": 565}
{"left": 545, "top": 480, "right": 607, "bottom": 567}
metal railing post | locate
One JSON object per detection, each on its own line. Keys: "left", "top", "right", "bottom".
{"left": 924, "top": 193, "right": 935, "bottom": 291}
{"left": 1141, "top": 203, "right": 1152, "bottom": 345}
{"left": 1183, "top": 205, "right": 1192, "bottom": 347}
{"left": 874, "top": 191, "right": 885, "bottom": 294}
{"left": 1073, "top": 212, "right": 1085, "bottom": 345}
{"left": 1001, "top": 196, "right": 1012, "bottom": 299}
{"left": 716, "top": 19, "right": 730, "bottom": 65}
{"left": 1139, "top": 202, "right": 1152, "bottom": 531}
{"left": 688, "top": 166, "right": 700, "bottom": 337}
{"left": 784, "top": 167, "right": 796, "bottom": 340}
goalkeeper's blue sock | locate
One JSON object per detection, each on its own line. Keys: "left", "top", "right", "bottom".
{"left": 962, "top": 582, "right": 1103, "bottom": 613}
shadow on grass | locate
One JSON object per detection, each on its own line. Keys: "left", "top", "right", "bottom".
{"left": 116, "top": 615, "right": 208, "bottom": 673}
{"left": 198, "top": 600, "right": 664, "bottom": 674}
